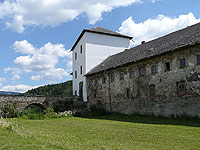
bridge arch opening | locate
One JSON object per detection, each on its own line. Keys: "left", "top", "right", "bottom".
{"left": 23, "top": 103, "right": 46, "bottom": 114}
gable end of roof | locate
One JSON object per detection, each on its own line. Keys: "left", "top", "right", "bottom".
{"left": 71, "top": 27, "right": 132, "bottom": 51}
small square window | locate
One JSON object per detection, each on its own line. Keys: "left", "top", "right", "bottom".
{"left": 151, "top": 65, "right": 157, "bottom": 74}
{"left": 165, "top": 62, "right": 171, "bottom": 71}
{"left": 102, "top": 77, "right": 106, "bottom": 84}
{"left": 149, "top": 84, "right": 156, "bottom": 99}
{"left": 80, "top": 45, "right": 83, "bottom": 54}
{"left": 177, "top": 81, "right": 186, "bottom": 95}
{"left": 75, "top": 52, "right": 77, "bottom": 60}
{"left": 120, "top": 72, "right": 124, "bottom": 80}
{"left": 139, "top": 67, "right": 145, "bottom": 76}
{"left": 197, "top": 55, "right": 200, "bottom": 64}
{"left": 180, "top": 58, "right": 186, "bottom": 69}
{"left": 110, "top": 74, "right": 115, "bottom": 82}
{"left": 129, "top": 71, "right": 134, "bottom": 78}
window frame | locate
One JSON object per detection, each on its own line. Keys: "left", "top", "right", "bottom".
{"left": 119, "top": 72, "right": 124, "bottom": 80}
{"left": 177, "top": 81, "right": 186, "bottom": 96}
{"left": 95, "top": 80, "right": 98, "bottom": 85}
{"left": 129, "top": 70, "right": 134, "bottom": 78}
{"left": 180, "top": 58, "right": 186, "bottom": 69}
{"left": 197, "top": 55, "right": 200, "bottom": 65}
{"left": 94, "top": 89, "right": 97, "bottom": 98}
{"left": 164, "top": 62, "right": 171, "bottom": 72}
{"left": 75, "top": 52, "right": 77, "bottom": 60}
{"left": 80, "top": 45, "right": 83, "bottom": 54}
{"left": 75, "top": 90, "right": 77, "bottom": 96}
{"left": 139, "top": 67, "right": 145, "bottom": 76}
{"left": 149, "top": 84, "right": 156, "bottom": 99}
{"left": 110, "top": 74, "right": 115, "bottom": 82}
{"left": 126, "top": 88, "right": 131, "bottom": 99}
{"left": 151, "top": 65, "right": 157, "bottom": 74}
{"left": 80, "top": 66, "right": 83, "bottom": 74}
{"left": 75, "top": 71, "right": 77, "bottom": 79}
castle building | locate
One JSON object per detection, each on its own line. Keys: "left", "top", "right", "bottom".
{"left": 85, "top": 23, "right": 200, "bottom": 117}
{"left": 71, "top": 27, "right": 132, "bottom": 102}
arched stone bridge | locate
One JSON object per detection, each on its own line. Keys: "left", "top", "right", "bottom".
{"left": 0, "top": 95, "right": 81, "bottom": 112}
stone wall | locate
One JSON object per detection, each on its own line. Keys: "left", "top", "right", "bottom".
{"left": 86, "top": 44, "right": 200, "bottom": 118}
{"left": 0, "top": 95, "right": 81, "bottom": 112}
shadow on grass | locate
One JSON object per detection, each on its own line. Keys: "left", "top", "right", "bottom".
{"left": 80, "top": 113, "right": 200, "bottom": 127}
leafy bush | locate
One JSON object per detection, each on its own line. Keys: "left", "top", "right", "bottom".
{"left": 43, "top": 108, "right": 60, "bottom": 119}
{"left": 74, "top": 105, "right": 108, "bottom": 117}
{"left": 44, "top": 108, "right": 54, "bottom": 114}
{"left": 21, "top": 107, "right": 68, "bottom": 120}
{"left": 1, "top": 104, "right": 19, "bottom": 118}
{"left": 23, "top": 113, "right": 44, "bottom": 120}
{"left": 21, "top": 105, "right": 44, "bottom": 120}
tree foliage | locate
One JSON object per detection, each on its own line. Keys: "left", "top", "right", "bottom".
{"left": 23, "top": 80, "right": 72, "bottom": 96}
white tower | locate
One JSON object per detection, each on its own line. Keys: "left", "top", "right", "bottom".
{"left": 71, "top": 27, "right": 132, "bottom": 102}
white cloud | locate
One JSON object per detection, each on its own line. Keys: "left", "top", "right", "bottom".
{"left": 12, "top": 74, "right": 20, "bottom": 80}
{"left": 13, "top": 40, "right": 35, "bottom": 54}
{"left": 0, "top": 84, "right": 39, "bottom": 93}
{"left": 67, "top": 61, "right": 72, "bottom": 68}
{"left": 30, "top": 75, "right": 41, "bottom": 81}
{"left": 0, "top": 77, "right": 6, "bottom": 87}
{"left": 0, "top": 77, "right": 6, "bottom": 82}
{"left": 119, "top": 12, "right": 200, "bottom": 46}
{"left": 10, "top": 40, "right": 71, "bottom": 81}
{"left": 0, "top": 0, "right": 141, "bottom": 33}
{"left": 4, "top": 67, "right": 22, "bottom": 81}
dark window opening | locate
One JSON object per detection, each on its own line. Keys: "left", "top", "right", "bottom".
{"left": 120, "top": 72, "right": 124, "bottom": 80}
{"left": 102, "top": 77, "right": 106, "bottom": 84}
{"left": 165, "top": 62, "right": 171, "bottom": 71}
{"left": 110, "top": 74, "right": 115, "bottom": 82}
{"left": 149, "top": 85, "right": 156, "bottom": 99}
{"left": 80, "top": 45, "right": 82, "bottom": 54}
{"left": 79, "top": 81, "right": 83, "bottom": 100}
{"left": 180, "top": 58, "right": 186, "bottom": 69}
{"left": 177, "top": 81, "right": 186, "bottom": 95}
{"left": 75, "top": 90, "right": 77, "bottom": 96}
{"left": 80, "top": 66, "right": 83, "bottom": 74}
{"left": 94, "top": 89, "right": 97, "bottom": 98}
{"left": 95, "top": 80, "right": 98, "bottom": 85}
{"left": 126, "top": 88, "right": 130, "bottom": 99}
{"left": 139, "top": 67, "right": 145, "bottom": 76}
{"left": 75, "top": 71, "right": 77, "bottom": 79}
{"left": 197, "top": 55, "right": 200, "bottom": 64}
{"left": 129, "top": 71, "right": 134, "bottom": 78}
{"left": 151, "top": 65, "right": 157, "bottom": 74}
{"left": 75, "top": 52, "right": 77, "bottom": 60}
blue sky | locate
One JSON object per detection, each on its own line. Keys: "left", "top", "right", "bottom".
{"left": 0, "top": 0, "right": 200, "bottom": 93}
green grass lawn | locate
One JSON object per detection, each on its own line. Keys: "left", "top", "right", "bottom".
{"left": 0, "top": 115, "right": 200, "bottom": 150}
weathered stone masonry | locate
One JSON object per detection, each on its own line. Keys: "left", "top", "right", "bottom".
{"left": 0, "top": 95, "right": 80, "bottom": 112}
{"left": 86, "top": 44, "right": 200, "bottom": 117}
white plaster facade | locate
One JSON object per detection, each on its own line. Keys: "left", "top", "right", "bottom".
{"left": 72, "top": 29, "right": 131, "bottom": 102}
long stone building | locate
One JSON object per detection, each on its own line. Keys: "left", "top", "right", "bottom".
{"left": 85, "top": 23, "right": 200, "bottom": 117}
